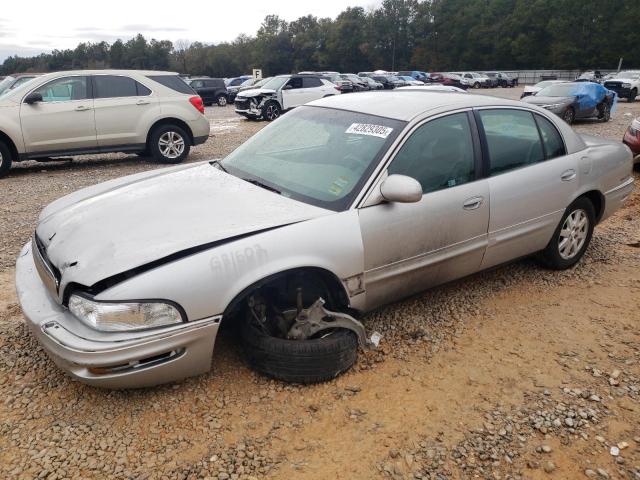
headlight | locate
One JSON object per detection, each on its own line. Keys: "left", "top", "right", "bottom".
{"left": 541, "top": 103, "right": 563, "bottom": 109}
{"left": 68, "top": 294, "right": 184, "bottom": 332}
{"left": 622, "top": 83, "right": 631, "bottom": 88}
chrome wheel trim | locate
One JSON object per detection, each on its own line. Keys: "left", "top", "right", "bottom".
{"left": 558, "top": 208, "right": 588, "bottom": 260}
{"left": 265, "top": 105, "right": 279, "bottom": 120}
{"left": 158, "top": 131, "right": 185, "bottom": 159}
{"left": 0, "top": 150, "right": 3, "bottom": 167}
{"left": 218, "top": 96, "right": 227, "bottom": 106}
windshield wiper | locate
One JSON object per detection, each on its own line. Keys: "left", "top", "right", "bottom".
{"left": 242, "top": 178, "right": 281, "bottom": 195}
{"left": 211, "top": 159, "right": 228, "bottom": 173}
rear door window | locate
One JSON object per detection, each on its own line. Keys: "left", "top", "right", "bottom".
{"left": 534, "top": 114, "right": 566, "bottom": 159}
{"left": 478, "top": 109, "right": 545, "bottom": 175}
{"left": 302, "top": 77, "right": 322, "bottom": 88}
{"left": 93, "top": 75, "right": 149, "bottom": 98}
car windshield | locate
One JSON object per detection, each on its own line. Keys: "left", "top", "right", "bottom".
{"left": 220, "top": 106, "right": 405, "bottom": 211}
{"left": 0, "top": 76, "right": 16, "bottom": 95}
{"left": 260, "top": 76, "right": 289, "bottom": 90}
{"left": 537, "top": 84, "right": 577, "bottom": 97}
{"left": 0, "top": 75, "right": 38, "bottom": 99}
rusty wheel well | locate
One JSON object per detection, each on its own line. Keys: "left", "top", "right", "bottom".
{"left": 146, "top": 118, "right": 194, "bottom": 147}
{"left": 580, "top": 190, "right": 605, "bottom": 223}
{"left": 223, "top": 267, "right": 350, "bottom": 319}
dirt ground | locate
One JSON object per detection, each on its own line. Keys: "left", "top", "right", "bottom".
{"left": 0, "top": 87, "right": 639, "bottom": 480}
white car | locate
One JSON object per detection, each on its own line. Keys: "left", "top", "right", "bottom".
{"left": 520, "top": 80, "right": 567, "bottom": 99}
{"left": 0, "top": 70, "right": 210, "bottom": 178}
{"left": 234, "top": 74, "right": 339, "bottom": 121}
{"left": 398, "top": 76, "right": 424, "bottom": 86}
{"left": 603, "top": 71, "right": 640, "bottom": 102}
{"left": 460, "top": 72, "right": 490, "bottom": 88}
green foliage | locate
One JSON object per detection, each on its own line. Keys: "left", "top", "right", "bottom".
{"left": 1, "top": 0, "right": 639, "bottom": 76}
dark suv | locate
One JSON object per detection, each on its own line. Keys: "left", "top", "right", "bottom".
{"left": 187, "top": 78, "right": 229, "bottom": 106}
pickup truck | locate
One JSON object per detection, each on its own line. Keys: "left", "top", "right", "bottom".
{"left": 603, "top": 71, "right": 640, "bottom": 102}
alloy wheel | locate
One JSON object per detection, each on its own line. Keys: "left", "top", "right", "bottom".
{"left": 158, "top": 131, "right": 185, "bottom": 159}
{"left": 265, "top": 105, "right": 280, "bottom": 121}
{"left": 563, "top": 108, "right": 574, "bottom": 124}
{"left": 218, "top": 96, "right": 227, "bottom": 106}
{"left": 558, "top": 209, "right": 589, "bottom": 260}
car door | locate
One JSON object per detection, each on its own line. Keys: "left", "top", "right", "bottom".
{"left": 281, "top": 77, "right": 304, "bottom": 109}
{"left": 358, "top": 111, "right": 490, "bottom": 309}
{"left": 20, "top": 75, "right": 97, "bottom": 154}
{"left": 475, "top": 108, "right": 578, "bottom": 269}
{"left": 301, "top": 77, "right": 324, "bottom": 103}
{"left": 92, "top": 75, "right": 160, "bottom": 148}
{"left": 190, "top": 80, "right": 206, "bottom": 101}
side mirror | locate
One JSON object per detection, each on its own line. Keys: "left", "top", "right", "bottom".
{"left": 380, "top": 174, "right": 422, "bottom": 203}
{"left": 283, "top": 84, "right": 293, "bottom": 90}
{"left": 24, "top": 92, "right": 43, "bottom": 104}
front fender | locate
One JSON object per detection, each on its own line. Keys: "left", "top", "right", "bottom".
{"left": 96, "top": 210, "right": 364, "bottom": 321}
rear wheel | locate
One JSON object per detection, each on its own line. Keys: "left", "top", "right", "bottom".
{"left": 598, "top": 102, "right": 611, "bottom": 122}
{"left": 149, "top": 125, "right": 190, "bottom": 164}
{"left": 538, "top": 197, "right": 595, "bottom": 270}
{"left": 473, "top": 82, "right": 480, "bottom": 89}
{"left": 562, "top": 107, "right": 575, "bottom": 124}
{"left": 629, "top": 89, "right": 637, "bottom": 102}
{"left": 0, "top": 141, "right": 12, "bottom": 178}
{"left": 216, "top": 95, "right": 228, "bottom": 107}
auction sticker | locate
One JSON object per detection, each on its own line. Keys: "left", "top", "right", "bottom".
{"left": 345, "top": 123, "right": 393, "bottom": 138}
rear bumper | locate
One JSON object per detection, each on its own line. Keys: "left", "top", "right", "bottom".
{"left": 601, "top": 176, "right": 635, "bottom": 222}
{"left": 16, "top": 242, "right": 220, "bottom": 389}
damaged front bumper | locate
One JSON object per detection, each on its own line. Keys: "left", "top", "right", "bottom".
{"left": 15, "top": 241, "right": 221, "bottom": 389}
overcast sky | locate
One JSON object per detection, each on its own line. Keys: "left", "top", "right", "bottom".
{"left": 0, "top": 0, "right": 378, "bottom": 62}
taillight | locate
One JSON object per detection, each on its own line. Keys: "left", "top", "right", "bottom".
{"left": 189, "top": 96, "right": 205, "bottom": 114}
{"left": 334, "top": 86, "right": 341, "bottom": 91}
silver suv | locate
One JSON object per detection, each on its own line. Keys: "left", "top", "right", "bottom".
{"left": 0, "top": 70, "right": 210, "bottom": 178}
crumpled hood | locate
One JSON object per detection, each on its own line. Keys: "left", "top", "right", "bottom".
{"left": 522, "top": 95, "right": 574, "bottom": 105}
{"left": 236, "top": 88, "right": 277, "bottom": 98}
{"left": 35, "top": 163, "right": 330, "bottom": 289}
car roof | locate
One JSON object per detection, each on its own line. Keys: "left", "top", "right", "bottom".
{"left": 309, "top": 91, "right": 527, "bottom": 121}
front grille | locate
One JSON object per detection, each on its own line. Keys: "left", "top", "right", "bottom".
{"left": 235, "top": 99, "right": 250, "bottom": 110}
{"left": 33, "top": 234, "right": 61, "bottom": 297}
{"left": 604, "top": 82, "right": 621, "bottom": 89}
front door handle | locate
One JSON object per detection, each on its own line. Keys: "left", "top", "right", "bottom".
{"left": 75, "top": 105, "right": 92, "bottom": 111}
{"left": 463, "top": 196, "right": 484, "bottom": 210}
{"left": 561, "top": 169, "right": 577, "bottom": 181}
{"left": 136, "top": 100, "right": 150, "bottom": 105}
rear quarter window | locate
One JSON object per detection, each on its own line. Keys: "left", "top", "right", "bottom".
{"left": 147, "top": 75, "right": 196, "bottom": 95}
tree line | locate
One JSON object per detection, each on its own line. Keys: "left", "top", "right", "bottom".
{"left": 2, "top": 0, "right": 639, "bottom": 78}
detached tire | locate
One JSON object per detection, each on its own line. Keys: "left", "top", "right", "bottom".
{"left": 149, "top": 125, "right": 190, "bottom": 164}
{"left": 241, "top": 319, "right": 358, "bottom": 384}
{"left": 0, "top": 140, "right": 12, "bottom": 178}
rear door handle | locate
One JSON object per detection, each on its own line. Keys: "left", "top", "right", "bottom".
{"left": 74, "top": 105, "right": 91, "bottom": 111}
{"left": 136, "top": 100, "right": 150, "bottom": 105}
{"left": 463, "top": 196, "right": 484, "bottom": 210}
{"left": 561, "top": 169, "right": 577, "bottom": 181}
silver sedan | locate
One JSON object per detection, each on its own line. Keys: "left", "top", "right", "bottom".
{"left": 16, "top": 91, "right": 634, "bottom": 388}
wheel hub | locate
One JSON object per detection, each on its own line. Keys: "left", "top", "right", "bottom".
{"left": 558, "top": 209, "right": 588, "bottom": 260}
